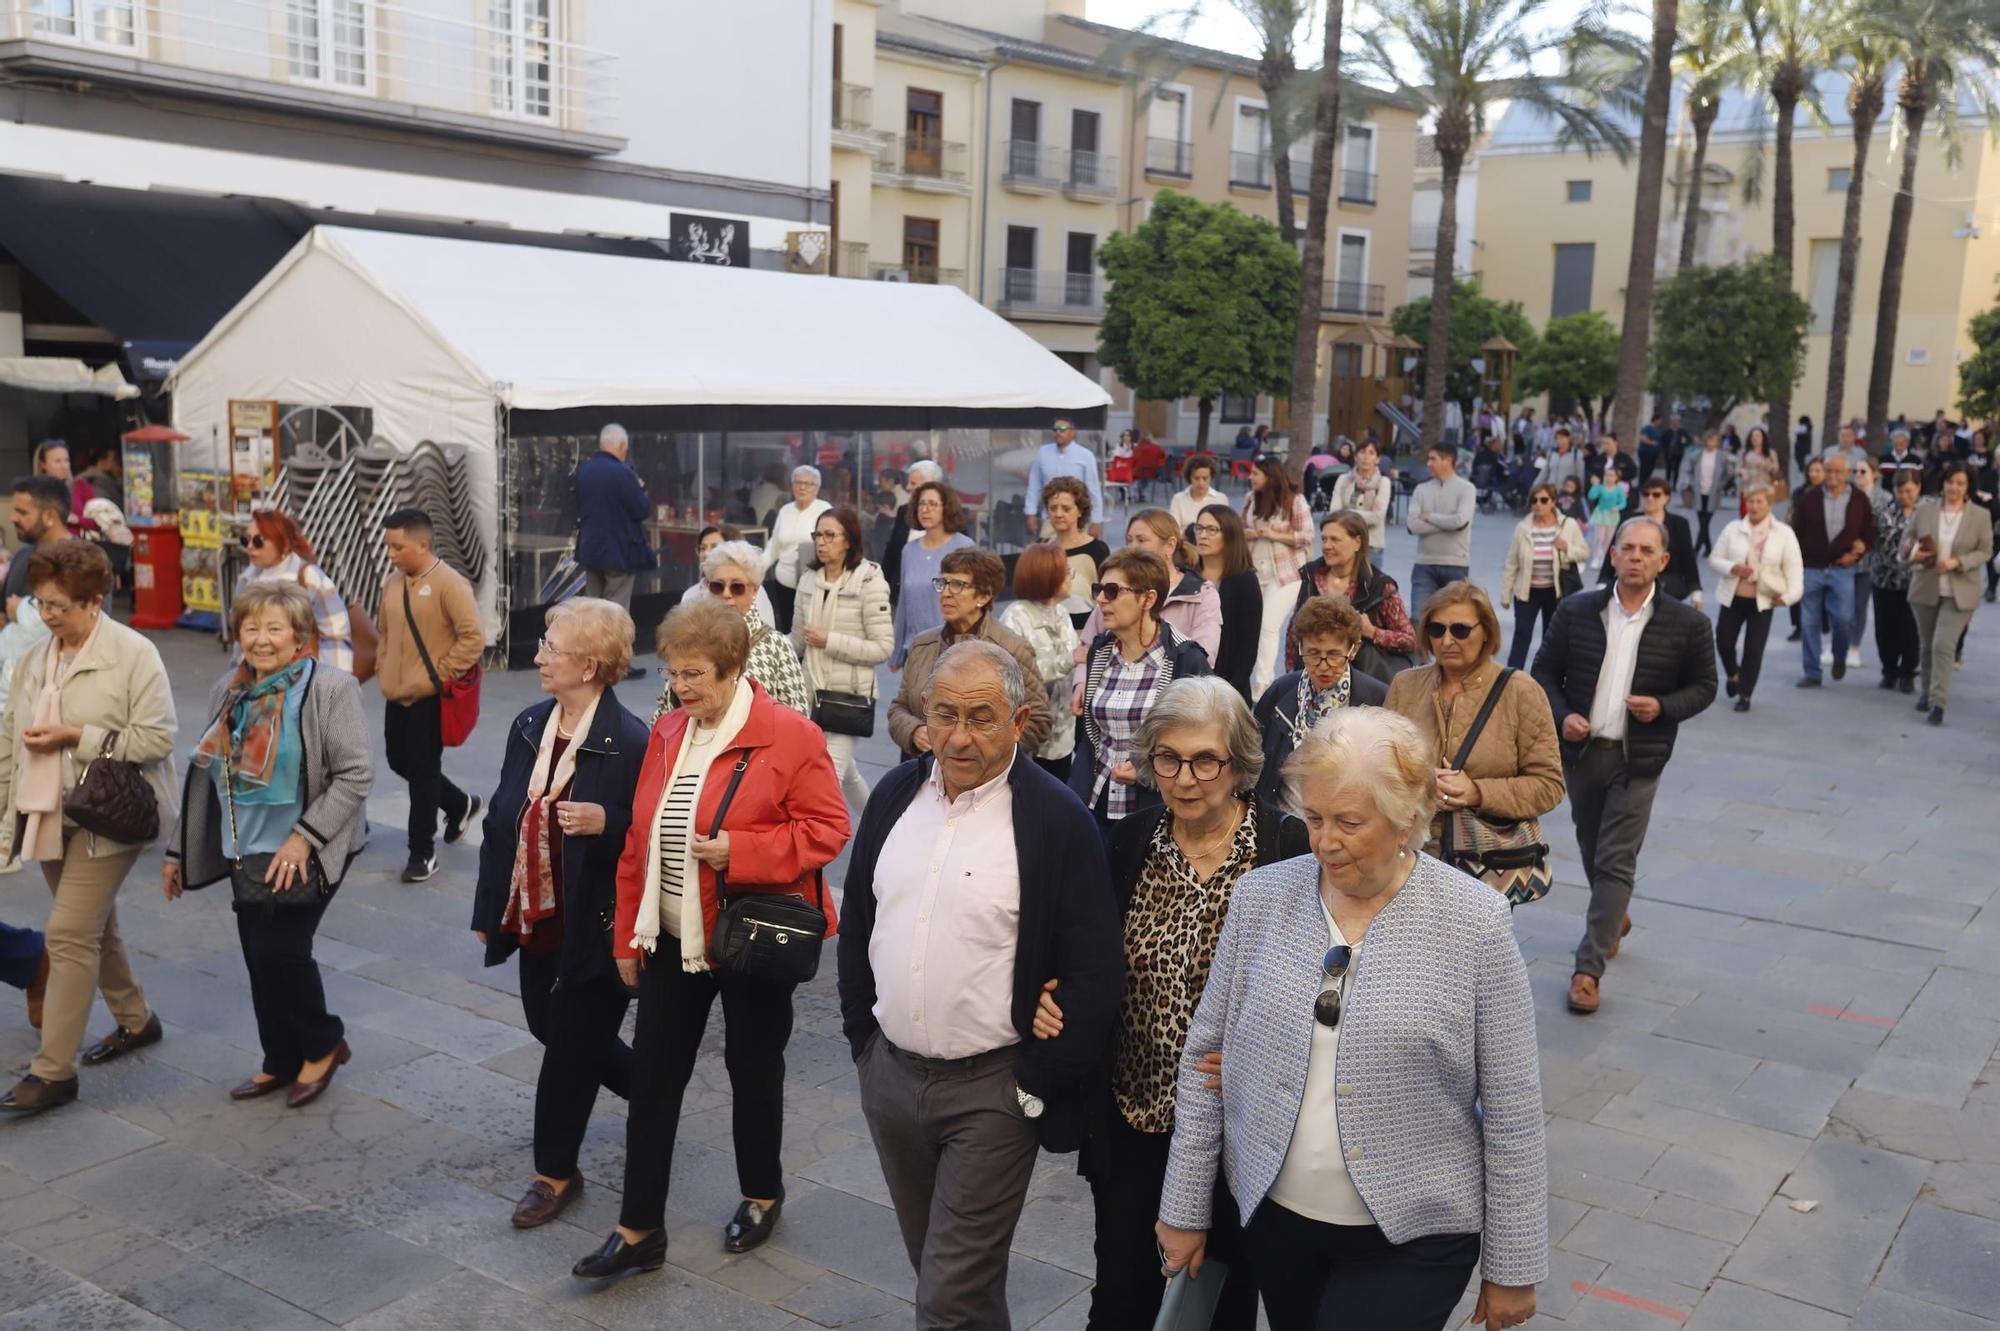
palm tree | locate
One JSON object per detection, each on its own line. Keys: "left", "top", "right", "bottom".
{"left": 1352, "top": 0, "right": 1633, "bottom": 449}
{"left": 1819, "top": 8, "right": 1893, "bottom": 448}
{"left": 1611, "top": 0, "right": 1679, "bottom": 446}
{"left": 1862, "top": 0, "right": 2000, "bottom": 444}
{"left": 1739, "top": 0, "right": 1829, "bottom": 474}
{"left": 1672, "top": 0, "right": 1742, "bottom": 270}
{"left": 1284, "top": 1, "right": 1348, "bottom": 479}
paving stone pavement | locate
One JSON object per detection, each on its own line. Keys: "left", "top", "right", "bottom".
{"left": 2, "top": 493, "right": 1996, "bottom": 1329}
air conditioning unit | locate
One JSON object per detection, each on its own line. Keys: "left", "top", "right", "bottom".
{"left": 877, "top": 268, "right": 911, "bottom": 283}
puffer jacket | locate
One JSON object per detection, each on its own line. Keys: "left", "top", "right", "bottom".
{"left": 792, "top": 558, "right": 893, "bottom": 698}
{"left": 1530, "top": 587, "right": 1718, "bottom": 777}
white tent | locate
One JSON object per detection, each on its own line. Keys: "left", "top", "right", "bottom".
{"left": 167, "top": 225, "right": 1111, "bottom": 636}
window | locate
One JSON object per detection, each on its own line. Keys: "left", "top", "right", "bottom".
{"left": 906, "top": 89, "right": 944, "bottom": 176}
{"left": 1071, "top": 109, "right": 1103, "bottom": 187}
{"left": 902, "top": 217, "right": 939, "bottom": 280}
{"left": 1342, "top": 124, "right": 1377, "bottom": 202}
{"left": 1220, "top": 393, "right": 1257, "bottom": 424}
{"left": 290, "top": 0, "right": 369, "bottom": 89}
{"left": 1550, "top": 242, "right": 1595, "bottom": 318}
{"left": 488, "top": 0, "right": 553, "bottom": 117}
{"left": 1337, "top": 233, "right": 1368, "bottom": 286}
{"left": 1148, "top": 89, "right": 1191, "bottom": 175}
{"left": 31, "top": 0, "right": 136, "bottom": 46}
{"left": 1829, "top": 166, "right": 1852, "bottom": 193}
{"left": 1233, "top": 104, "right": 1271, "bottom": 186}
{"left": 1065, "top": 232, "right": 1096, "bottom": 306}
{"left": 1566, "top": 180, "right": 1592, "bottom": 203}
{"left": 1009, "top": 99, "right": 1043, "bottom": 178}
{"left": 1808, "top": 238, "right": 1841, "bottom": 333}
{"left": 1005, "top": 226, "right": 1038, "bottom": 301}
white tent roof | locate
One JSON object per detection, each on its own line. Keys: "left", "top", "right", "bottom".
{"left": 0, "top": 357, "right": 138, "bottom": 399}
{"left": 168, "top": 226, "right": 1110, "bottom": 419}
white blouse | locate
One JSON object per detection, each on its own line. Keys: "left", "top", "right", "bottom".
{"left": 763, "top": 498, "right": 832, "bottom": 590}
{"left": 1268, "top": 902, "right": 1376, "bottom": 1226}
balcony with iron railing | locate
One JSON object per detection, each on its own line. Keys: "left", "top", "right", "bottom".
{"left": 1145, "top": 135, "right": 1192, "bottom": 178}
{"left": 1323, "top": 279, "right": 1386, "bottom": 318}
{"left": 994, "top": 267, "right": 1103, "bottom": 319}
{"left": 1001, "top": 139, "right": 1064, "bottom": 191}
{"left": 871, "top": 262, "right": 966, "bottom": 290}
{"left": 832, "top": 80, "right": 872, "bottom": 133}
{"left": 0, "top": 0, "right": 623, "bottom": 151}
{"left": 1063, "top": 149, "right": 1117, "bottom": 200}
{"left": 1230, "top": 149, "right": 1273, "bottom": 189}
{"left": 1340, "top": 168, "right": 1378, "bottom": 205}
{"left": 873, "top": 134, "right": 970, "bottom": 189}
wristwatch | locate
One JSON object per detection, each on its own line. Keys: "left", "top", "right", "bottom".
{"left": 1015, "top": 1086, "right": 1045, "bottom": 1119}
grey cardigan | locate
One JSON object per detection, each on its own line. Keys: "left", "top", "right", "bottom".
{"left": 169, "top": 663, "right": 373, "bottom": 892}
{"left": 1159, "top": 852, "right": 1548, "bottom": 1288}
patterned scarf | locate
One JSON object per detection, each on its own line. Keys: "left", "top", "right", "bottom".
{"left": 1293, "top": 666, "right": 1353, "bottom": 741}
{"left": 500, "top": 693, "right": 600, "bottom": 942}
{"left": 192, "top": 657, "right": 311, "bottom": 806}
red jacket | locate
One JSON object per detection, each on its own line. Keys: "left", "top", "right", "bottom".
{"left": 613, "top": 680, "right": 850, "bottom": 963}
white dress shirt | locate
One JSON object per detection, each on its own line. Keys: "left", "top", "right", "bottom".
{"left": 1268, "top": 902, "right": 1374, "bottom": 1225}
{"left": 1587, "top": 583, "right": 1657, "bottom": 742}
{"left": 869, "top": 754, "right": 1022, "bottom": 1060}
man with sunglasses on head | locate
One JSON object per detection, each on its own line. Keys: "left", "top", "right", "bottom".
{"left": 885, "top": 547, "right": 1051, "bottom": 761}
{"left": 1532, "top": 517, "right": 1716, "bottom": 1015}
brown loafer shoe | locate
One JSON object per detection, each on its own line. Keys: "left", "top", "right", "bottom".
{"left": 512, "top": 1175, "right": 583, "bottom": 1229}
{"left": 229, "top": 1074, "right": 294, "bottom": 1102}
{"left": 81, "top": 1012, "right": 162, "bottom": 1066}
{"left": 0, "top": 1073, "right": 78, "bottom": 1115}
{"left": 285, "top": 1039, "right": 350, "bottom": 1108}
{"left": 1568, "top": 973, "right": 1601, "bottom": 1015}
{"left": 1607, "top": 914, "right": 1633, "bottom": 961}
{"left": 25, "top": 946, "right": 47, "bottom": 1031}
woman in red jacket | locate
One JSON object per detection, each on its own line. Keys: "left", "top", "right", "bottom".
{"left": 573, "top": 600, "right": 850, "bottom": 1280}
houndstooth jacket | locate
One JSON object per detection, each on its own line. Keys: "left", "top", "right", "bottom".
{"left": 1158, "top": 852, "right": 1549, "bottom": 1288}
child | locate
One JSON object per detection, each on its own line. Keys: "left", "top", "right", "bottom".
{"left": 1587, "top": 476, "right": 1629, "bottom": 567}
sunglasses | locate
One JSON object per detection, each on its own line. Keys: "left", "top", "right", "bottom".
{"left": 706, "top": 579, "right": 753, "bottom": 597}
{"left": 1092, "top": 582, "right": 1139, "bottom": 602}
{"left": 1532, "top": 496, "right": 1554, "bottom": 506}
{"left": 1314, "top": 945, "right": 1354, "bottom": 1028}
{"left": 240, "top": 533, "right": 269, "bottom": 550}
{"left": 1426, "top": 622, "right": 1477, "bottom": 641}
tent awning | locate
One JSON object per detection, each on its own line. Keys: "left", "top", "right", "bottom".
{"left": 0, "top": 357, "right": 139, "bottom": 399}
{"left": 169, "top": 226, "right": 1110, "bottom": 429}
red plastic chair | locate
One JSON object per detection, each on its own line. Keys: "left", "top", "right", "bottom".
{"left": 1105, "top": 455, "right": 1137, "bottom": 508}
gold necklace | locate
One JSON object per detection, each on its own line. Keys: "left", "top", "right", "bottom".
{"left": 1176, "top": 805, "right": 1244, "bottom": 862}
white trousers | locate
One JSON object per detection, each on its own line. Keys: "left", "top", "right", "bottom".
{"left": 1251, "top": 575, "right": 1295, "bottom": 698}
{"left": 825, "top": 732, "right": 872, "bottom": 811}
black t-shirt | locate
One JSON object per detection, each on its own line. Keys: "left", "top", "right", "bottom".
{"left": 5, "top": 551, "right": 34, "bottom": 603}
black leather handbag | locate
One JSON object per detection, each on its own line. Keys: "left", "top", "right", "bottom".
{"left": 64, "top": 732, "right": 159, "bottom": 844}
{"left": 221, "top": 753, "right": 326, "bottom": 909}
{"left": 703, "top": 755, "right": 827, "bottom": 984}
{"left": 811, "top": 689, "right": 876, "bottom": 738}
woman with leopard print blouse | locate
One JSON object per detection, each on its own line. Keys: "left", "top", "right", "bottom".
{"left": 1033, "top": 676, "right": 1305, "bottom": 1330}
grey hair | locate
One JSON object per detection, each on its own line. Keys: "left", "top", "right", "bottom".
{"left": 599, "top": 423, "right": 628, "bottom": 449}
{"left": 701, "top": 539, "right": 764, "bottom": 581}
{"left": 791, "top": 464, "right": 822, "bottom": 486}
{"left": 1740, "top": 482, "right": 1775, "bottom": 501}
{"left": 1282, "top": 707, "right": 1438, "bottom": 848}
{"left": 925, "top": 639, "right": 1025, "bottom": 710}
{"left": 907, "top": 459, "right": 944, "bottom": 485}
{"left": 1135, "top": 677, "right": 1264, "bottom": 795}
{"left": 1892, "top": 429, "right": 1911, "bottom": 444}
{"left": 1614, "top": 515, "right": 1669, "bottom": 548}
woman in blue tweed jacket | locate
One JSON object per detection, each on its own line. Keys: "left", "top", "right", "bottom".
{"left": 1155, "top": 707, "right": 1547, "bottom": 1331}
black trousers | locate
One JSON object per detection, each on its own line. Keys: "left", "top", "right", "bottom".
{"left": 0, "top": 920, "right": 41, "bottom": 989}
{"left": 763, "top": 574, "right": 797, "bottom": 636}
{"left": 385, "top": 695, "right": 468, "bottom": 858}
{"left": 1873, "top": 585, "right": 1921, "bottom": 681}
{"left": 517, "top": 950, "right": 634, "bottom": 1180}
{"left": 1507, "top": 588, "right": 1560, "bottom": 669}
{"left": 1716, "top": 598, "right": 1774, "bottom": 699}
{"left": 235, "top": 896, "right": 343, "bottom": 1081}
{"left": 1244, "top": 1202, "right": 1479, "bottom": 1331}
{"left": 620, "top": 957, "right": 796, "bottom": 1230}
{"left": 1694, "top": 496, "right": 1719, "bottom": 556}
{"left": 1086, "top": 1103, "right": 1258, "bottom": 1331}
{"left": 1033, "top": 754, "right": 1073, "bottom": 783}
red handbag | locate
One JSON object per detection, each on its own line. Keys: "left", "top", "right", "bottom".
{"left": 402, "top": 582, "right": 482, "bottom": 747}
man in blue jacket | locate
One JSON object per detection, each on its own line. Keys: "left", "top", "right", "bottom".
{"left": 571, "top": 424, "right": 655, "bottom": 620}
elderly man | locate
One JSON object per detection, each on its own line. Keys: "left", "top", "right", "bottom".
{"left": 571, "top": 424, "right": 654, "bottom": 615}
{"left": 839, "top": 640, "right": 1123, "bottom": 1330}
{"left": 1533, "top": 517, "right": 1716, "bottom": 1015}
{"left": 1790, "top": 453, "right": 1875, "bottom": 686}
{"left": 1025, "top": 418, "right": 1103, "bottom": 538}
{"left": 1878, "top": 429, "right": 1925, "bottom": 490}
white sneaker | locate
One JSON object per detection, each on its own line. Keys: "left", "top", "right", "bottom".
{"left": 1820, "top": 648, "right": 1833, "bottom": 666}
{"left": 1845, "top": 648, "right": 1862, "bottom": 668}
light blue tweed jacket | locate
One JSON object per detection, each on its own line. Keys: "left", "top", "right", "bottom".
{"left": 1158, "top": 852, "right": 1549, "bottom": 1288}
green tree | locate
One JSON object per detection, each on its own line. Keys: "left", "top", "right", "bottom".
{"left": 1389, "top": 280, "right": 1537, "bottom": 423}
{"left": 1648, "top": 257, "right": 1810, "bottom": 421}
{"left": 1519, "top": 311, "right": 1620, "bottom": 425}
{"left": 1097, "top": 190, "right": 1300, "bottom": 447}
{"left": 1957, "top": 300, "right": 2000, "bottom": 421}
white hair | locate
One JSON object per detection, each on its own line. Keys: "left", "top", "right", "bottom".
{"left": 701, "top": 539, "right": 764, "bottom": 581}
{"left": 907, "top": 460, "right": 943, "bottom": 485}
{"left": 792, "top": 465, "right": 822, "bottom": 487}
{"left": 927, "top": 639, "right": 1025, "bottom": 710}
{"left": 599, "top": 423, "right": 628, "bottom": 449}
{"left": 1284, "top": 707, "right": 1437, "bottom": 846}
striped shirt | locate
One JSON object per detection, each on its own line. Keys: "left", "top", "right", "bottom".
{"left": 655, "top": 769, "right": 704, "bottom": 938}
{"left": 1528, "top": 526, "right": 1559, "bottom": 588}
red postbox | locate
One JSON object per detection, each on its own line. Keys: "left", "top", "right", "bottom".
{"left": 130, "top": 525, "right": 183, "bottom": 629}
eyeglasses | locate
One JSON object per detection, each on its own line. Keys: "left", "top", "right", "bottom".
{"left": 1301, "top": 648, "right": 1355, "bottom": 668}
{"left": 811, "top": 530, "right": 842, "bottom": 542}
{"left": 1091, "top": 582, "right": 1139, "bottom": 603}
{"left": 536, "top": 637, "right": 579, "bottom": 659}
{"left": 706, "top": 579, "right": 753, "bottom": 598}
{"left": 1426, "top": 622, "right": 1477, "bottom": 641}
{"left": 36, "top": 599, "right": 80, "bottom": 617}
{"left": 1149, "top": 751, "right": 1230, "bottom": 782}
{"left": 657, "top": 666, "right": 713, "bottom": 686}
{"left": 240, "top": 533, "right": 268, "bottom": 550}
{"left": 931, "top": 576, "right": 976, "bottom": 594}
{"left": 1192, "top": 522, "right": 1223, "bottom": 536}
{"left": 924, "top": 705, "right": 1005, "bottom": 737}
{"left": 1314, "top": 945, "right": 1354, "bottom": 1028}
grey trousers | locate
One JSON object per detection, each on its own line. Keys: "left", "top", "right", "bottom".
{"left": 1912, "top": 598, "right": 1973, "bottom": 709}
{"left": 582, "top": 568, "right": 634, "bottom": 610}
{"left": 1567, "top": 740, "right": 1662, "bottom": 980}
{"left": 857, "top": 1035, "right": 1041, "bottom": 1330}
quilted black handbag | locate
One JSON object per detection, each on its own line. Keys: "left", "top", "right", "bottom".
{"left": 64, "top": 732, "right": 159, "bottom": 844}
{"left": 703, "top": 755, "right": 827, "bottom": 984}
{"left": 810, "top": 689, "right": 876, "bottom": 738}
{"left": 221, "top": 753, "right": 326, "bottom": 909}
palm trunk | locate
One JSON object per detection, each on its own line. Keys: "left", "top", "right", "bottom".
{"left": 1285, "top": 0, "right": 1343, "bottom": 478}
{"left": 1823, "top": 75, "right": 1883, "bottom": 449}
{"left": 1867, "top": 74, "right": 1931, "bottom": 444}
{"left": 1677, "top": 96, "right": 1719, "bottom": 271}
{"left": 1196, "top": 395, "right": 1215, "bottom": 449}
{"left": 1262, "top": 55, "right": 1300, "bottom": 248}
{"left": 1613, "top": 0, "right": 1678, "bottom": 446}
{"left": 1422, "top": 151, "right": 1463, "bottom": 450}
{"left": 1769, "top": 88, "right": 1798, "bottom": 476}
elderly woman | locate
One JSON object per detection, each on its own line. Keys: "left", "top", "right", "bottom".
{"left": 1046, "top": 476, "right": 1112, "bottom": 630}
{"left": 471, "top": 598, "right": 649, "bottom": 1228}
{"left": 1906, "top": 461, "right": 1996, "bottom": 726}
{"left": 887, "top": 546, "right": 1051, "bottom": 759}
{"left": 681, "top": 525, "right": 777, "bottom": 624}
{"left": 164, "top": 581, "right": 370, "bottom": 1107}
{"left": 1285, "top": 511, "right": 1416, "bottom": 680}
{"left": 1253, "top": 597, "right": 1388, "bottom": 806}
{"left": 0, "top": 542, "right": 177, "bottom": 1117}
{"left": 1709, "top": 484, "right": 1805, "bottom": 713}
{"left": 1033, "top": 677, "right": 1305, "bottom": 1330}
{"left": 1072, "top": 548, "right": 1213, "bottom": 827}
{"left": 659, "top": 540, "right": 810, "bottom": 720}
{"left": 1867, "top": 471, "right": 1924, "bottom": 694}
{"left": 792, "top": 505, "right": 893, "bottom": 810}
{"left": 234, "top": 509, "right": 360, "bottom": 673}
{"left": 576, "top": 600, "right": 850, "bottom": 1279}
{"left": 1384, "top": 582, "right": 1563, "bottom": 875}
{"left": 890, "top": 480, "right": 975, "bottom": 667}
{"left": 761, "top": 464, "right": 832, "bottom": 632}
{"left": 1156, "top": 707, "right": 1547, "bottom": 1331}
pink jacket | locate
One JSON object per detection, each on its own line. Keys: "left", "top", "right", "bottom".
{"left": 1071, "top": 570, "right": 1222, "bottom": 687}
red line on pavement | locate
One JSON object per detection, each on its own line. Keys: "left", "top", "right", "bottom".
{"left": 1570, "top": 1281, "right": 1691, "bottom": 1322}
{"left": 1804, "top": 1003, "right": 1896, "bottom": 1028}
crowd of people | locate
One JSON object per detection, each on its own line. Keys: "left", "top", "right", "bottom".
{"left": 1, "top": 406, "right": 1993, "bottom": 1330}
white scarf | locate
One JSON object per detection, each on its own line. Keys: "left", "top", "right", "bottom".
{"left": 530, "top": 692, "right": 598, "bottom": 815}
{"left": 19, "top": 617, "right": 103, "bottom": 863}
{"left": 632, "top": 677, "right": 755, "bottom": 972}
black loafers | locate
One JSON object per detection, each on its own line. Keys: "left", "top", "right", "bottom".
{"left": 724, "top": 1193, "right": 783, "bottom": 1253}
{"left": 573, "top": 1229, "right": 666, "bottom": 1279}
{"left": 81, "top": 1012, "right": 162, "bottom": 1066}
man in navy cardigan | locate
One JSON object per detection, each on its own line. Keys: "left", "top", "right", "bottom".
{"left": 838, "top": 640, "right": 1122, "bottom": 1328}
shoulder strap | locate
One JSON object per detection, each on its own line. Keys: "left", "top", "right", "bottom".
{"left": 703, "top": 751, "right": 825, "bottom": 910}
{"left": 401, "top": 581, "right": 443, "bottom": 693}
{"left": 1451, "top": 668, "right": 1514, "bottom": 770}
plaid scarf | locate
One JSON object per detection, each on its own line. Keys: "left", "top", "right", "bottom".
{"left": 500, "top": 694, "right": 599, "bottom": 942}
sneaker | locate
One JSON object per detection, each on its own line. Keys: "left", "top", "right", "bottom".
{"left": 444, "top": 796, "right": 482, "bottom": 846}
{"left": 401, "top": 853, "right": 437, "bottom": 883}
{"left": 1820, "top": 648, "right": 1834, "bottom": 667}
{"left": 1846, "top": 648, "right": 1862, "bottom": 669}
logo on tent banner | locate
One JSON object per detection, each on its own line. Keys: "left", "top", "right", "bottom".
{"left": 669, "top": 212, "right": 751, "bottom": 267}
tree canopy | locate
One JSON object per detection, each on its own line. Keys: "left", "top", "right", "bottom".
{"left": 1519, "top": 310, "right": 1619, "bottom": 422}
{"left": 1648, "top": 256, "right": 1810, "bottom": 420}
{"left": 1957, "top": 299, "right": 2000, "bottom": 421}
{"left": 1097, "top": 190, "right": 1300, "bottom": 446}
{"left": 1388, "top": 280, "right": 1537, "bottom": 413}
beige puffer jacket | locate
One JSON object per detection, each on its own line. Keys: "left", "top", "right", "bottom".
{"left": 792, "top": 559, "right": 894, "bottom": 698}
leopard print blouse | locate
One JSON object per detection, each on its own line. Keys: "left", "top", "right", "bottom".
{"left": 1113, "top": 800, "right": 1260, "bottom": 1134}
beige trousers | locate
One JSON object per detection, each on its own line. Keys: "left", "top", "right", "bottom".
{"left": 31, "top": 833, "right": 146, "bottom": 1081}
